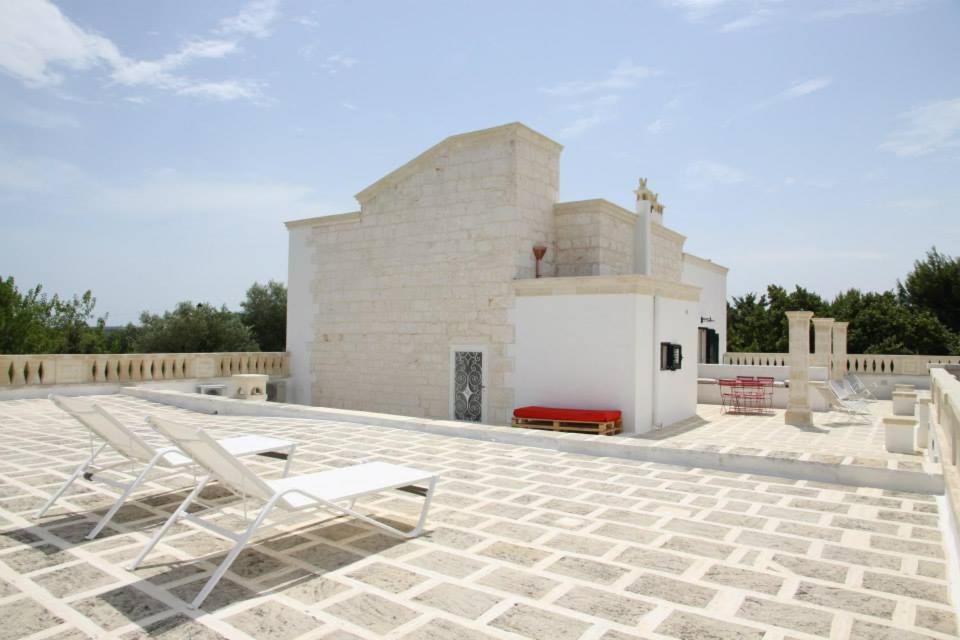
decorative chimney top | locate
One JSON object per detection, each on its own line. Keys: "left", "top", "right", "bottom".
{"left": 634, "top": 177, "right": 665, "bottom": 223}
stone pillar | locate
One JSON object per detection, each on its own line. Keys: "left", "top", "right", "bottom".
{"left": 811, "top": 317, "right": 834, "bottom": 369}
{"left": 830, "top": 322, "right": 848, "bottom": 381}
{"left": 786, "top": 311, "right": 814, "bottom": 427}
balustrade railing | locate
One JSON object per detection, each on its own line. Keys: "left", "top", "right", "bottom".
{"left": 722, "top": 353, "right": 789, "bottom": 367}
{"left": 724, "top": 352, "right": 959, "bottom": 375}
{"left": 931, "top": 367, "right": 960, "bottom": 467}
{"left": 0, "top": 352, "right": 289, "bottom": 387}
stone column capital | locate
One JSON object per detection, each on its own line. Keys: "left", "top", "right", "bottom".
{"left": 812, "top": 317, "right": 835, "bottom": 327}
{"left": 832, "top": 321, "right": 849, "bottom": 332}
{"left": 785, "top": 310, "right": 814, "bottom": 322}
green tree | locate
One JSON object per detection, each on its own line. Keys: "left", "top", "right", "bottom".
{"left": 727, "top": 285, "right": 827, "bottom": 352}
{"left": 131, "top": 302, "right": 258, "bottom": 353}
{"left": 898, "top": 247, "right": 960, "bottom": 334}
{"left": 831, "top": 289, "right": 957, "bottom": 355}
{"left": 0, "top": 277, "right": 108, "bottom": 354}
{"left": 240, "top": 281, "right": 287, "bottom": 352}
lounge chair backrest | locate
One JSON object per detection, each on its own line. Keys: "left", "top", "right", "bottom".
{"left": 828, "top": 380, "right": 850, "bottom": 400}
{"left": 148, "top": 415, "right": 274, "bottom": 502}
{"left": 50, "top": 395, "right": 156, "bottom": 463}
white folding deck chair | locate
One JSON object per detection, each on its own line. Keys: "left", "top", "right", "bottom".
{"left": 38, "top": 395, "right": 297, "bottom": 540}
{"left": 132, "top": 415, "right": 437, "bottom": 609}
{"left": 824, "top": 382, "right": 873, "bottom": 423}
{"left": 844, "top": 373, "right": 878, "bottom": 401}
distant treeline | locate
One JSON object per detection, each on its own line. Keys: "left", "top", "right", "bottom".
{"left": 0, "top": 278, "right": 286, "bottom": 354}
{"left": 728, "top": 248, "right": 960, "bottom": 355}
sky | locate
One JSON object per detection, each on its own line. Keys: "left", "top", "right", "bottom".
{"left": 1, "top": 0, "right": 958, "bottom": 325}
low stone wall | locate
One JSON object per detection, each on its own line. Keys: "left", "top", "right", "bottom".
{"left": 0, "top": 352, "right": 289, "bottom": 387}
{"left": 696, "top": 363, "right": 829, "bottom": 410}
{"left": 929, "top": 367, "right": 960, "bottom": 590}
{"left": 122, "top": 387, "right": 941, "bottom": 493}
{"left": 724, "top": 352, "right": 960, "bottom": 376}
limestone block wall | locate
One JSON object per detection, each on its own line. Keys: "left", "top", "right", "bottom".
{"left": 650, "top": 224, "right": 686, "bottom": 282}
{"left": 296, "top": 123, "right": 561, "bottom": 425}
{"left": 554, "top": 200, "right": 636, "bottom": 276}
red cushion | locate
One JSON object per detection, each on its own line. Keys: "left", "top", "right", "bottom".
{"left": 513, "top": 406, "right": 621, "bottom": 423}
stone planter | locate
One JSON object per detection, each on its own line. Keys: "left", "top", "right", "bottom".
{"left": 883, "top": 415, "right": 916, "bottom": 454}
{"left": 892, "top": 390, "right": 916, "bottom": 416}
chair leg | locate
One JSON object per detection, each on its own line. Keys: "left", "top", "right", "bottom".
{"left": 408, "top": 477, "right": 437, "bottom": 538}
{"left": 190, "top": 500, "right": 277, "bottom": 609}
{"left": 282, "top": 444, "right": 296, "bottom": 478}
{"left": 86, "top": 453, "right": 164, "bottom": 540}
{"left": 36, "top": 443, "right": 106, "bottom": 519}
{"left": 129, "top": 476, "right": 211, "bottom": 571}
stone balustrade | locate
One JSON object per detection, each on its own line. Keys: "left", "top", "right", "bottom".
{"left": 724, "top": 352, "right": 959, "bottom": 375}
{"left": 722, "top": 352, "right": 789, "bottom": 366}
{"left": 932, "top": 367, "right": 960, "bottom": 467}
{"left": 0, "top": 352, "right": 289, "bottom": 387}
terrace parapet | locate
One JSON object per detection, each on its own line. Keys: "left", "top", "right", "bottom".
{"left": 0, "top": 352, "right": 289, "bottom": 387}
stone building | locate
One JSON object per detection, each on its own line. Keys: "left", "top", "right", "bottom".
{"left": 286, "top": 123, "right": 727, "bottom": 433}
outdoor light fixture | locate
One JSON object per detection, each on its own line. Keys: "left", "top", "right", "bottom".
{"left": 700, "top": 316, "right": 714, "bottom": 323}
{"left": 532, "top": 245, "right": 547, "bottom": 278}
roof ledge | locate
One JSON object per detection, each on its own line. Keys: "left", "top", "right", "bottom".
{"left": 355, "top": 122, "right": 562, "bottom": 206}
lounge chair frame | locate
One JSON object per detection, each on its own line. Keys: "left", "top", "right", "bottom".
{"left": 37, "top": 396, "right": 296, "bottom": 540}
{"left": 133, "top": 415, "right": 437, "bottom": 609}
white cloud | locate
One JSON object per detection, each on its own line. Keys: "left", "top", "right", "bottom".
{"left": 341, "top": 101, "right": 358, "bottom": 111}
{"left": 0, "top": 0, "right": 276, "bottom": 102}
{"left": 687, "top": 160, "right": 747, "bottom": 188}
{"left": 217, "top": 0, "right": 280, "bottom": 38}
{"left": 781, "top": 77, "right": 832, "bottom": 99}
{"left": 0, "top": 153, "right": 87, "bottom": 193}
{"left": 92, "top": 175, "right": 320, "bottom": 218}
{"left": 0, "top": 0, "right": 121, "bottom": 87}
{"left": 0, "top": 152, "right": 327, "bottom": 219}
{"left": 1, "top": 104, "right": 79, "bottom": 128}
{"left": 668, "top": 0, "right": 930, "bottom": 31}
{"left": 880, "top": 98, "right": 960, "bottom": 157}
{"left": 558, "top": 95, "right": 620, "bottom": 138}
{"left": 753, "top": 76, "right": 832, "bottom": 111}
{"left": 540, "top": 59, "right": 659, "bottom": 97}
{"left": 320, "top": 53, "right": 359, "bottom": 75}
{"left": 647, "top": 119, "right": 667, "bottom": 134}
{"left": 814, "top": 0, "right": 928, "bottom": 20}
{"left": 666, "top": 0, "right": 741, "bottom": 21}
{"left": 176, "top": 80, "right": 263, "bottom": 101}
{"left": 719, "top": 10, "right": 771, "bottom": 32}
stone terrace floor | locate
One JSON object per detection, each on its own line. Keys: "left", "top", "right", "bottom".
{"left": 645, "top": 401, "right": 924, "bottom": 468}
{"left": 0, "top": 395, "right": 956, "bottom": 640}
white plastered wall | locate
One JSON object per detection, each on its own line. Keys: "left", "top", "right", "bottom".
{"left": 682, "top": 253, "right": 728, "bottom": 357}
{"left": 285, "top": 223, "right": 316, "bottom": 405}
{"left": 653, "top": 295, "right": 699, "bottom": 429}
{"left": 513, "top": 292, "right": 698, "bottom": 434}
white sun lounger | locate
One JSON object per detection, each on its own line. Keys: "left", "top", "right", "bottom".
{"left": 825, "top": 382, "right": 873, "bottom": 422}
{"left": 132, "top": 415, "right": 438, "bottom": 609}
{"left": 38, "top": 396, "right": 296, "bottom": 540}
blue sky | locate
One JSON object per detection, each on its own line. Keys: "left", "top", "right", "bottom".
{"left": 1, "top": 0, "right": 958, "bottom": 325}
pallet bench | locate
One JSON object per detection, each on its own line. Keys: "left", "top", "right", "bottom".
{"left": 511, "top": 406, "right": 622, "bottom": 436}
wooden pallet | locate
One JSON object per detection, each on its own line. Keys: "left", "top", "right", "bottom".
{"left": 511, "top": 417, "right": 622, "bottom": 436}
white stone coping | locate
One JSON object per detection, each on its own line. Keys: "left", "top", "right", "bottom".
{"left": 354, "top": 122, "right": 563, "bottom": 204}
{"left": 553, "top": 199, "right": 638, "bottom": 226}
{"left": 123, "top": 387, "right": 944, "bottom": 494}
{"left": 512, "top": 274, "right": 701, "bottom": 301}
{"left": 682, "top": 251, "right": 729, "bottom": 274}
{"left": 651, "top": 221, "right": 687, "bottom": 244}
{"left": 892, "top": 390, "right": 918, "bottom": 398}
{"left": 284, "top": 211, "right": 361, "bottom": 229}
{"left": 882, "top": 415, "right": 918, "bottom": 428}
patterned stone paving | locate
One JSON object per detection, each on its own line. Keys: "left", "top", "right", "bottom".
{"left": 0, "top": 394, "right": 956, "bottom": 639}
{"left": 648, "top": 401, "right": 927, "bottom": 468}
